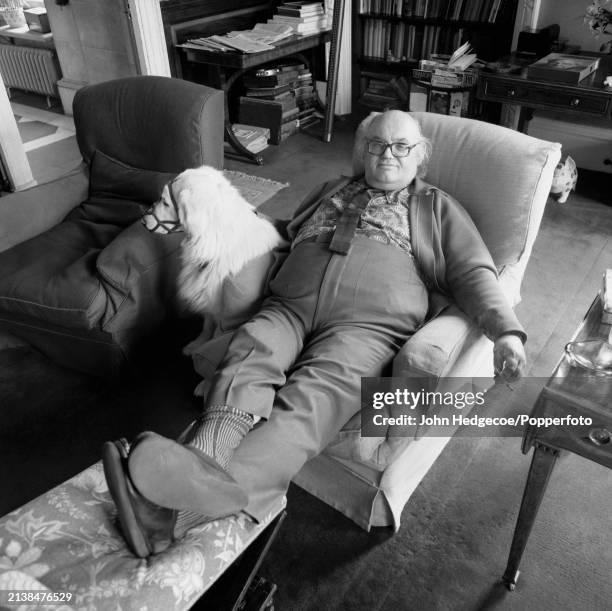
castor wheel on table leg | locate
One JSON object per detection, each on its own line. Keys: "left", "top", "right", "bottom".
{"left": 502, "top": 569, "right": 520, "bottom": 591}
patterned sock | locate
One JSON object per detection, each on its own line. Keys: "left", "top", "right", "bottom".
{"left": 188, "top": 405, "right": 254, "bottom": 469}
{"left": 174, "top": 405, "right": 253, "bottom": 537}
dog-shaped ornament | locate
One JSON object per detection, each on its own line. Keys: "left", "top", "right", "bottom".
{"left": 550, "top": 155, "right": 578, "bottom": 203}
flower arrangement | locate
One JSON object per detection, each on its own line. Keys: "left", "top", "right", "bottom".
{"left": 585, "top": 0, "right": 612, "bottom": 52}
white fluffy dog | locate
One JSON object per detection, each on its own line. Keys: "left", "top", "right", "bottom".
{"left": 142, "top": 165, "right": 286, "bottom": 321}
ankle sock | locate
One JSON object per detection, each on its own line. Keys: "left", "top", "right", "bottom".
{"left": 175, "top": 405, "right": 253, "bottom": 537}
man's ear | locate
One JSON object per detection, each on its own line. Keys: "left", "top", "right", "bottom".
{"left": 352, "top": 111, "right": 380, "bottom": 176}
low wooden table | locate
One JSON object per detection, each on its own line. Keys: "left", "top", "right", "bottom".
{"left": 502, "top": 294, "right": 612, "bottom": 590}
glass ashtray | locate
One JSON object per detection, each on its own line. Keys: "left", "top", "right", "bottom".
{"left": 564, "top": 339, "right": 612, "bottom": 375}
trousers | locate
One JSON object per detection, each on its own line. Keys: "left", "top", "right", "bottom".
{"left": 206, "top": 235, "right": 429, "bottom": 520}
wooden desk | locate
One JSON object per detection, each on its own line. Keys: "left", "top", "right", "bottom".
{"left": 502, "top": 295, "right": 612, "bottom": 590}
{"left": 180, "top": 31, "right": 331, "bottom": 164}
{"left": 477, "top": 54, "right": 612, "bottom": 132}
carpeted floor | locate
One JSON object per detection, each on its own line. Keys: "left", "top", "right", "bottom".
{"left": 0, "top": 125, "right": 611, "bottom": 609}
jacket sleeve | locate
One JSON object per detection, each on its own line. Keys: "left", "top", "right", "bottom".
{"left": 435, "top": 191, "right": 527, "bottom": 343}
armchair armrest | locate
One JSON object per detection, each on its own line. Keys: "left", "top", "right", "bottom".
{"left": 0, "top": 164, "right": 88, "bottom": 254}
{"left": 392, "top": 304, "right": 490, "bottom": 380}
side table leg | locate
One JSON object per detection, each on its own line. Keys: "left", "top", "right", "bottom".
{"left": 502, "top": 443, "right": 558, "bottom": 591}
{"left": 517, "top": 106, "right": 534, "bottom": 134}
{"left": 214, "top": 66, "right": 265, "bottom": 165}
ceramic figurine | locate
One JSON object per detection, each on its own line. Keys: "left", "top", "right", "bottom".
{"left": 550, "top": 155, "right": 578, "bottom": 203}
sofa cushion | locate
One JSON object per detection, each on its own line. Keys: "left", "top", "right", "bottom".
{"left": 0, "top": 154, "right": 176, "bottom": 330}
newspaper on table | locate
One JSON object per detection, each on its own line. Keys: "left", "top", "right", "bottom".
{"left": 182, "top": 23, "right": 294, "bottom": 54}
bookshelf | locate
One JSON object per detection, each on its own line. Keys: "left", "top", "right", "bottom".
{"left": 353, "top": 0, "right": 519, "bottom": 112}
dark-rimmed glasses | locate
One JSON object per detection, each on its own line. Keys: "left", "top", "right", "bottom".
{"left": 366, "top": 139, "right": 420, "bottom": 158}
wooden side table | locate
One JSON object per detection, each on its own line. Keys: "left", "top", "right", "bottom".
{"left": 179, "top": 32, "right": 330, "bottom": 165}
{"left": 502, "top": 295, "right": 612, "bottom": 590}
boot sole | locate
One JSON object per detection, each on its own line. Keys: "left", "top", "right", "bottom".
{"left": 102, "top": 440, "right": 152, "bottom": 558}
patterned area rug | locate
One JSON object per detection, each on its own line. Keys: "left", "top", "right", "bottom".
{"left": 223, "top": 169, "right": 288, "bottom": 208}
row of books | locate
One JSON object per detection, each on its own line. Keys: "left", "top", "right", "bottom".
{"left": 363, "top": 19, "right": 465, "bottom": 62}
{"left": 357, "top": 0, "right": 506, "bottom": 23}
{"left": 237, "top": 62, "right": 319, "bottom": 145}
{"left": 358, "top": 72, "right": 410, "bottom": 110}
{"left": 267, "top": 1, "right": 329, "bottom": 36}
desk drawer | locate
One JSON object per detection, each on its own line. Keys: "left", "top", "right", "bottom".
{"left": 481, "top": 78, "right": 610, "bottom": 115}
{"left": 533, "top": 396, "right": 612, "bottom": 468}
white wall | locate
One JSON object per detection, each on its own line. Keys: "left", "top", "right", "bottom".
{"left": 536, "top": 0, "right": 605, "bottom": 52}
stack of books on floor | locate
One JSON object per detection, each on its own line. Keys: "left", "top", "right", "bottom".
{"left": 294, "top": 67, "right": 319, "bottom": 129}
{"left": 267, "top": 1, "right": 329, "bottom": 36}
{"left": 238, "top": 64, "right": 302, "bottom": 145}
{"left": 358, "top": 72, "right": 409, "bottom": 110}
{"left": 229, "top": 124, "right": 270, "bottom": 154}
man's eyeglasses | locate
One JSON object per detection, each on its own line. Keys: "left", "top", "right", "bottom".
{"left": 366, "top": 139, "right": 420, "bottom": 158}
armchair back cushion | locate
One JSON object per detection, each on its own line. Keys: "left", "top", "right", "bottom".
{"left": 411, "top": 112, "right": 558, "bottom": 269}
{"left": 352, "top": 111, "right": 561, "bottom": 305}
{"left": 74, "top": 76, "right": 223, "bottom": 172}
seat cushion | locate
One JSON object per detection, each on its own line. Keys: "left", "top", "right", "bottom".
{"left": 0, "top": 152, "right": 176, "bottom": 330}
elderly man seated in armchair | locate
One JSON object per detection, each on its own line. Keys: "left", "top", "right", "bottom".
{"left": 102, "top": 110, "right": 526, "bottom": 558}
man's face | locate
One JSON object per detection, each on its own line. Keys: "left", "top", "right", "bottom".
{"left": 363, "top": 111, "right": 422, "bottom": 191}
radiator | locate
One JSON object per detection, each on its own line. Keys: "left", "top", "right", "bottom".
{"left": 0, "top": 44, "right": 60, "bottom": 97}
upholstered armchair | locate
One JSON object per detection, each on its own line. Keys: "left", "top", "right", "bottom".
{"left": 292, "top": 112, "right": 561, "bottom": 530}
{"left": 0, "top": 76, "right": 223, "bottom": 376}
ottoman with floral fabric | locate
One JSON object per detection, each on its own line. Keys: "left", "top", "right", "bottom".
{"left": 0, "top": 462, "right": 285, "bottom": 610}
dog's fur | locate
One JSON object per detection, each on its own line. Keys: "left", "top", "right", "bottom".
{"left": 143, "top": 165, "right": 286, "bottom": 320}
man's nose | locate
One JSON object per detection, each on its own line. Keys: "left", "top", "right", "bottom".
{"left": 381, "top": 144, "right": 394, "bottom": 158}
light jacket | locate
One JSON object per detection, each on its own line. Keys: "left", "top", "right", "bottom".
{"left": 277, "top": 175, "right": 526, "bottom": 343}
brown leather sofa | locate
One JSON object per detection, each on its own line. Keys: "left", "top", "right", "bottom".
{"left": 0, "top": 76, "right": 223, "bottom": 376}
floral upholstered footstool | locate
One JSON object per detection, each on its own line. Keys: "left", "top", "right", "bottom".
{"left": 0, "top": 462, "right": 285, "bottom": 610}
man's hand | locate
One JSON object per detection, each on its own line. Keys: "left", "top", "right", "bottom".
{"left": 493, "top": 334, "right": 526, "bottom": 382}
